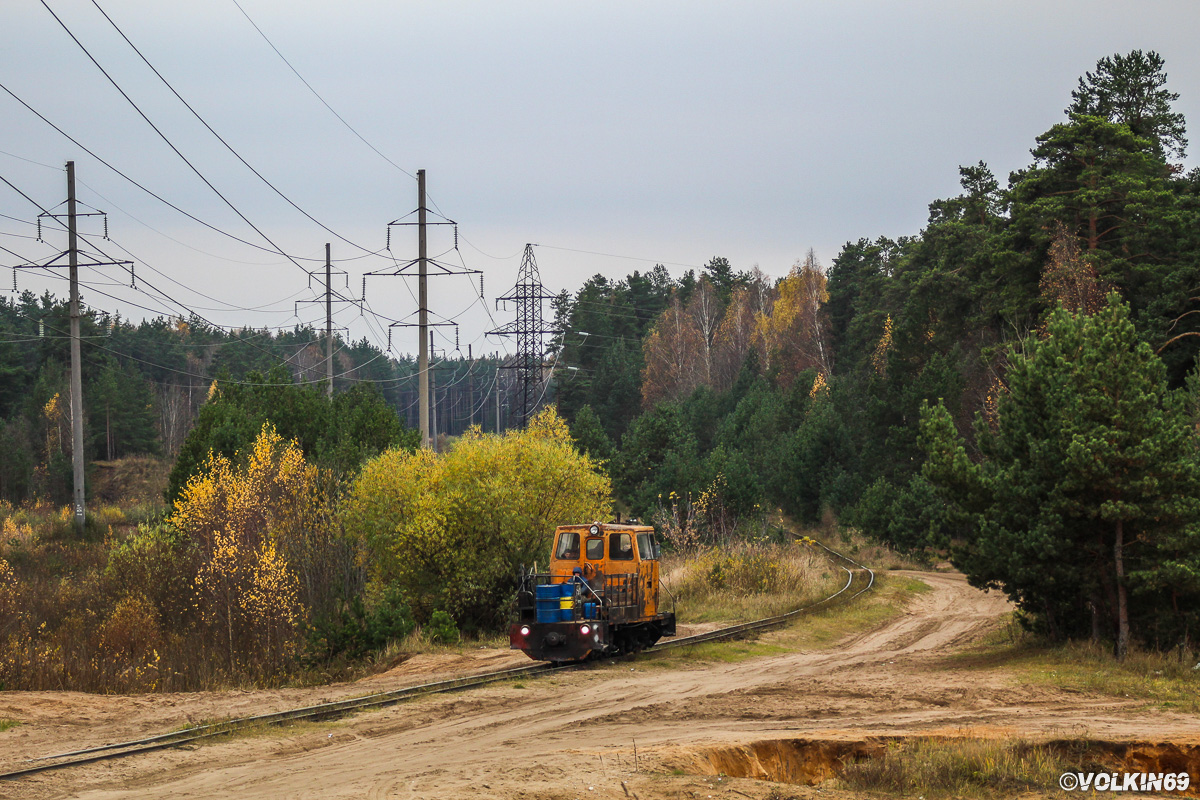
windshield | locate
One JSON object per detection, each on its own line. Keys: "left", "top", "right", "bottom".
{"left": 610, "top": 532, "right": 634, "bottom": 560}
{"left": 555, "top": 532, "right": 580, "bottom": 559}
{"left": 637, "top": 532, "right": 658, "bottom": 560}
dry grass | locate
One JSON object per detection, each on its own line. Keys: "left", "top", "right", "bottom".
{"left": 661, "top": 540, "right": 844, "bottom": 625}
{"left": 840, "top": 737, "right": 1074, "bottom": 798}
{"left": 368, "top": 628, "right": 508, "bottom": 665}
{"left": 91, "top": 455, "right": 171, "bottom": 508}
{"left": 769, "top": 573, "right": 931, "bottom": 651}
{"left": 957, "top": 623, "right": 1200, "bottom": 714}
{"left": 644, "top": 573, "right": 932, "bottom": 666}
{"left": 826, "top": 526, "right": 937, "bottom": 571}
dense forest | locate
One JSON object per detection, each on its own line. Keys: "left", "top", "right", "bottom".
{"left": 2, "top": 50, "right": 1198, "bottom": 678}
{"left": 551, "top": 50, "right": 1200, "bottom": 654}
{"left": 0, "top": 296, "right": 511, "bottom": 504}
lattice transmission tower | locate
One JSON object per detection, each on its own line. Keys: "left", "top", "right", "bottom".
{"left": 487, "top": 244, "right": 557, "bottom": 428}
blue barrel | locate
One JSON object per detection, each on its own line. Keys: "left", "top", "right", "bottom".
{"left": 558, "top": 608, "right": 574, "bottom": 622}
{"left": 583, "top": 602, "right": 597, "bottom": 619}
{"left": 536, "top": 584, "right": 560, "bottom": 600}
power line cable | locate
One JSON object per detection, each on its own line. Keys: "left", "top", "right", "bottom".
{"left": 0, "top": 80, "right": 335, "bottom": 264}
{"left": 5, "top": 172, "right": 398, "bottom": 377}
{"left": 37, "top": 0, "right": 365, "bottom": 295}
{"left": 94, "top": 227, "right": 318, "bottom": 314}
{"left": 5, "top": 170, "right": 337, "bottom": 378}
{"left": 86, "top": 0, "right": 381, "bottom": 257}
{"left": 74, "top": 177, "right": 294, "bottom": 267}
{"left": 0, "top": 149, "right": 59, "bottom": 170}
{"left": 229, "top": 0, "right": 416, "bottom": 182}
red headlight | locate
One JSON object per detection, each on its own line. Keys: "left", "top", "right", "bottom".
{"left": 580, "top": 624, "right": 591, "bottom": 635}
{"left": 519, "top": 626, "right": 530, "bottom": 636}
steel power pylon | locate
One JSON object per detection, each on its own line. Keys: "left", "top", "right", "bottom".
{"left": 487, "top": 244, "right": 557, "bottom": 428}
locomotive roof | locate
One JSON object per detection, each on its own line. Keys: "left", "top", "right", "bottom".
{"left": 554, "top": 522, "right": 654, "bottom": 533}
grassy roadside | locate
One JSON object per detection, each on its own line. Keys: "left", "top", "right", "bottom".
{"left": 661, "top": 540, "right": 846, "bottom": 625}
{"left": 839, "top": 737, "right": 1076, "bottom": 799}
{"left": 641, "top": 573, "right": 932, "bottom": 666}
{"left": 952, "top": 619, "right": 1200, "bottom": 713}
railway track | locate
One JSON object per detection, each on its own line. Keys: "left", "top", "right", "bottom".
{"left": 0, "top": 537, "right": 874, "bottom": 781}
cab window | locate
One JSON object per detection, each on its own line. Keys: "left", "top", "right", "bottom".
{"left": 636, "top": 532, "right": 658, "bottom": 560}
{"left": 609, "top": 532, "right": 634, "bottom": 560}
{"left": 555, "top": 532, "right": 580, "bottom": 559}
{"left": 585, "top": 537, "right": 605, "bottom": 560}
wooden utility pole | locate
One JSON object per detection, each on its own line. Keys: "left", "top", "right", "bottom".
{"left": 468, "top": 344, "right": 475, "bottom": 428}
{"left": 295, "top": 245, "right": 346, "bottom": 393}
{"left": 325, "top": 243, "right": 333, "bottom": 399}
{"left": 417, "top": 169, "right": 430, "bottom": 448}
{"left": 13, "top": 163, "right": 129, "bottom": 534}
{"left": 67, "top": 161, "right": 85, "bottom": 533}
{"left": 364, "top": 169, "right": 477, "bottom": 444}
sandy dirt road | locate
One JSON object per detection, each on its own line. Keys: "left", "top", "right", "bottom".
{"left": 6, "top": 571, "right": 1198, "bottom": 799}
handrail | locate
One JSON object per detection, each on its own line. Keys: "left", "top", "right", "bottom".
{"left": 571, "top": 575, "right": 604, "bottom": 606}
{"left": 658, "top": 577, "right": 678, "bottom": 614}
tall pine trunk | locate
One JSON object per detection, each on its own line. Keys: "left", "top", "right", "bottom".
{"left": 1114, "top": 519, "right": 1129, "bottom": 660}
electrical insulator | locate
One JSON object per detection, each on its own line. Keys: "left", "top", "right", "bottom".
{"left": 387, "top": 328, "right": 392, "bottom": 352}
{"left": 11, "top": 268, "right": 16, "bottom": 293}
{"left": 130, "top": 264, "right": 136, "bottom": 289}
{"left": 39, "top": 319, "right": 45, "bottom": 338}
{"left": 103, "top": 216, "right": 109, "bottom": 240}
{"left": 386, "top": 227, "right": 391, "bottom": 250}
{"left": 36, "top": 218, "right": 42, "bottom": 242}
{"left": 480, "top": 274, "right": 484, "bottom": 297}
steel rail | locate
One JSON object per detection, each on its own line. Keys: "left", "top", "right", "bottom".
{"left": 0, "top": 537, "right": 874, "bottom": 781}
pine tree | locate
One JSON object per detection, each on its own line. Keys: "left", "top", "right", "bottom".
{"left": 922, "top": 297, "right": 1200, "bottom": 657}
{"left": 1068, "top": 50, "right": 1187, "bottom": 162}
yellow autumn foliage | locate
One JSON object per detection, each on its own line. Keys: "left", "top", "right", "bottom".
{"left": 171, "top": 424, "right": 310, "bottom": 677}
{"left": 343, "top": 407, "right": 611, "bottom": 628}
{"left": 0, "top": 557, "right": 15, "bottom": 634}
{"left": 753, "top": 252, "right": 830, "bottom": 380}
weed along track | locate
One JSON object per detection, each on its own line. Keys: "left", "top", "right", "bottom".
{"left": 0, "top": 539, "right": 874, "bottom": 783}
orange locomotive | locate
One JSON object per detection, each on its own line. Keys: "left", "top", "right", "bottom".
{"left": 509, "top": 522, "right": 677, "bottom": 661}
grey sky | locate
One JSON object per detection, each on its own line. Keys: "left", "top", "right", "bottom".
{"left": 2, "top": 1, "right": 1198, "bottom": 357}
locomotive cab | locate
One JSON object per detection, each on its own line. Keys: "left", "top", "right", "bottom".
{"left": 510, "top": 522, "right": 676, "bottom": 662}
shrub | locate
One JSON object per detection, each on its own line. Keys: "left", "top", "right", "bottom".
{"left": 104, "top": 522, "right": 196, "bottom": 624}
{"left": 344, "top": 408, "right": 611, "bottom": 630}
{"left": 96, "top": 594, "right": 163, "bottom": 692}
{"left": 305, "top": 584, "right": 415, "bottom": 663}
{"left": 425, "top": 610, "right": 459, "bottom": 645}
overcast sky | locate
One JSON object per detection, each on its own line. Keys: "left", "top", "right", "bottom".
{"left": 2, "top": 1, "right": 1198, "bottom": 358}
